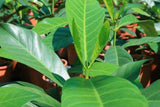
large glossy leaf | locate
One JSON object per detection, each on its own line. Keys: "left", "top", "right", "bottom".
{"left": 66, "top": 0, "right": 105, "bottom": 67}
{"left": 137, "top": 20, "right": 158, "bottom": 37}
{"left": 0, "top": 86, "right": 39, "bottom": 107}
{"left": 103, "top": 0, "right": 114, "bottom": 20}
{"left": 122, "top": 37, "right": 160, "bottom": 48}
{"left": 61, "top": 76, "right": 148, "bottom": 107}
{"left": 33, "top": 17, "right": 68, "bottom": 35}
{"left": 112, "top": 60, "right": 148, "bottom": 81}
{"left": 88, "top": 62, "right": 119, "bottom": 77}
{"left": 118, "top": 14, "right": 139, "bottom": 28}
{"left": 0, "top": 23, "right": 70, "bottom": 87}
{"left": 141, "top": 80, "right": 160, "bottom": 107}
{"left": 1, "top": 82, "right": 60, "bottom": 107}
{"left": 105, "top": 46, "right": 133, "bottom": 66}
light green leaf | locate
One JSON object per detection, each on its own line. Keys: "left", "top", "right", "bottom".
{"left": 66, "top": 0, "right": 105, "bottom": 67}
{"left": 141, "top": 80, "right": 160, "bottom": 107}
{"left": 138, "top": 20, "right": 158, "bottom": 37}
{"left": 0, "top": 86, "right": 39, "bottom": 107}
{"left": 132, "top": 8, "right": 150, "bottom": 17}
{"left": 148, "top": 42, "right": 159, "bottom": 53}
{"left": 88, "top": 62, "right": 119, "bottom": 77}
{"left": 112, "top": 60, "right": 148, "bottom": 81}
{"left": 33, "top": 17, "right": 68, "bottom": 35}
{"left": 105, "top": 46, "right": 133, "bottom": 66}
{"left": 122, "top": 37, "right": 160, "bottom": 48}
{"left": 103, "top": 0, "right": 114, "bottom": 20}
{"left": 90, "top": 20, "right": 110, "bottom": 65}
{"left": 0, "top": 23, "right": 70, "bottom": 87}
{"left": 118, "top": 14, "right": 139, "bottom": 28}
{"left": 62, "top": 76, "right": 148, "bottom": 107}
{"left": 1, "top": 82, "right": 60, "bottom": 107}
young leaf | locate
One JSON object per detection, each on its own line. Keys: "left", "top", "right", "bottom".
{"left": 62, "top": 76, "right": 148, "bottom": 107}
{"left": 141, "top": 80, "right": 160, "bottom": 107}
{"left": 122, "top": 37, "right": 160, "bottom": 48}
{"left": 103, "top": 0, "right": 114, "bottom": 20}
{"left": 118, "top": 14, "right": 139, "bottom": 29}
{"left": 131, "top": 8, "right": 150, "bottom": 17}
{"left": 105, "top": 46, "right": 133, "bottom": 66}
{"left": 90, "top": 20, "right": 110, "bottom": 66}
{"left": 66, "top": 0, "right": 105, "bottom": 67}
{"left": 33, "top": 17, "right": 68, "bottom": 35}
{"left": 0, "top": 23, "right": 70, "bottom": 87}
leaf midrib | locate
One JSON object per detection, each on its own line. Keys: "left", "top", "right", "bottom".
{"left": 89, "top": 79, "right": 104, "bottom": 107}
{"left": 83, "top": 0, "right": 88, "bottom": 66}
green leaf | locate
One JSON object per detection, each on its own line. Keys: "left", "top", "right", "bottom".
{"left": 53, "top": 27, "right": 73, "bottom": 51}
{"left": 0, "top": 48, "right": 16, "bottom": 60}
{"left": 33, "top": 17, "right": 68, "bottom": 35}
{"left": 148, "top": 42, "right": 159, "bottom": 53}
{"left": 0, "top": 23, "right": 70, "bottom": 87}
{"left": 0, "top": 86, "right": 39, "bottom": 107}
{"left": 1, "top": 82, "right": 61, "bottom": 107}
{"left": 132, "top": 8, "right": 150, "bottom": 17}
{"left": 66, "top": 0, "right": 105, "bottom": 67}
{"left": 118, "top": 14, "right": 139, "bottom": 29}
{"left": 62, "top": 76, "right": 148, "bottom": 107}
{"left": 138, "top": 20, "right": 158, "bottom": 37}
{"left": 155, "top": 22, "right": 160, "bottom": 35}
{"left": 88, "top": 62, "right": 119, "bottom": 77}
{"left": 112, "top": 60, "right": 148, "bottom": 81}
{"left": 120, "top": 28, "right": 137, "bottom": 37}
{"left": 90, "top": 20, "right": 110, "bottom": 65}
{"left": 17, "top": 0, "right": 30, "bottom": 6}
{"left": 122, "top": 37, "right": 160, "bottom": 48}
{"left": 105, "top": 46, "right": 133, "bottom": 66}
{"left": 141, "top": 80, "right": 160, "bottom": 107}
{"left": 22, "top": 102, "right": 38, "bottom": 107}
{"left": 103, "top": 0, "right": 114, "bottom": 20}
{"left": 0, "top": 0, "right": 5, "bottom": 8}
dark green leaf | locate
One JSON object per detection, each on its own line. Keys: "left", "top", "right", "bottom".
{"left": 112, "top": 60, "right": 148, "bottom": 81}
{"left": 53, "top": 27, "right": 73, "bottom": 51}
{"left": 141, "top": 80, "right": 160, "bottom": 107}
{"left": 138, "top": 20, "right": 158, "bottom": 37}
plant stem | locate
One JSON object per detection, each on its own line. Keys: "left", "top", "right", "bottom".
{"left": 113, "top": 30, "right": 117, "bottom": 47}
{"left": 85, "top": 68, "right": 89, "bottom": 79}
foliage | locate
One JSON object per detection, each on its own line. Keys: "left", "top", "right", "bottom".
{"left": 0, "top": 0, "right": 160, "bottom": 106}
